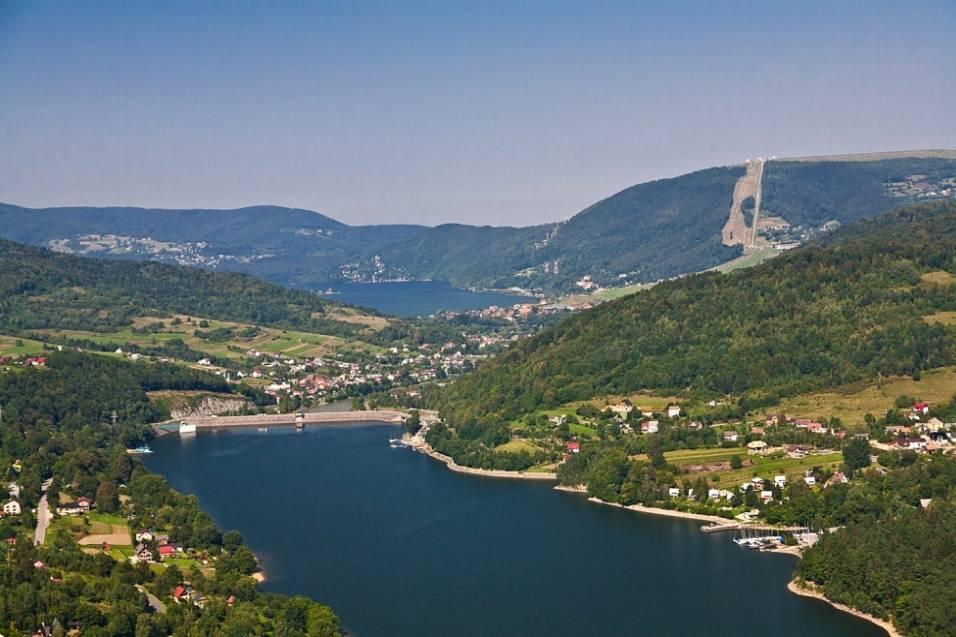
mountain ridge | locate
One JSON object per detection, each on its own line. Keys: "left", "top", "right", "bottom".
{"left": 3, "top": 150, "right": 955, "bottom": 293}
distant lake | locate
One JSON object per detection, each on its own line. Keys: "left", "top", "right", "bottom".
{"left": 320, "top": 281, "right": 536, "bottom": 317}
{"left": 146, "top": 425, "right": 883, "bottom": 637}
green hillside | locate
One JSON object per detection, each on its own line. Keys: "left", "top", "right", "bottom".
{"left": 439, "top": 201, "right": 956, "bottom": 425}
{"left": 0, "top": 238, "right": 377, "bottom": 337}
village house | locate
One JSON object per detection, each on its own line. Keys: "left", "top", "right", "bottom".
{"left": 566, "top": 441, "right": 581, "bottom": 454}
{"left": 825, "top": 472, "right": 848, "bottom": 488}
{"left": 158, "top": 544, "right": 177, "bottom": 560}
{"left": 7, "top": 482, "right": 20, "bottom": 499}
{"left": 896, "top": 438, "right": 928, "bottom": 452}
{"left": 707, "top": 488, "right": 720, "bottom": 500}
{"left": 131, "top": 544, "right": 154, "bottom": 564}
{"left": 804, "top": 475, "right": 817, "bottom": 487}
{"left": 668, "top": 487, "right": 681, "bottom": 498}
{"left": 722, "top": 430, "right": 739, "bottom": 443}
{"left": 608, "top": 400, "right": 633, "bottom": 418}
{"left": 746, "top": 440, "right": 768, "bottom": 454}
{"left": 666, "top": 405, "right": 681, "bottom": 418}
{"left": 641, "top": 420, "right": 659, "bottom": 434}
{"left": 2, "top": 500, "right": 21, "bottom": 515}
{"left": 135, "top": 530, "right": 154, "bottom": 543}
{"left": 774, "top": 475, "right": 787, "bottom": 488}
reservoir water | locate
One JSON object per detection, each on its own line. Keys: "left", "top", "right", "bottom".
{"left": 145, "top": 424, "right": 884, "bottom": 637}
{"left": 321, "top": 281, "right": 537, "bottom": 317}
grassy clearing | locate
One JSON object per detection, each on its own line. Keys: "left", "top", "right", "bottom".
{"left": 925, "top": 311, "right": 956, "bottom": 326}
{"left": 495, "top": 439, "right": 542, "bottom": 454}
{"left": 592, "top": 282, "right": 655, "bottom": 302}
{"left": 920, "top": 270, "right": 956, "bottom": 287}
{"left": 0, "top": 334, "right": 45, "bottom": 357}
{"left": 773, "top": 367, "right": 956, "bottom": 428}
{"left": 711, "top": 247, "right": 780, "bottom": 275}
{"left": 32, "top": 313, "right": 384, "bottom": 363}
{"left": 711, "top": 452, "right": 843, "bottom": 489}
{"left": 663, "top": 447, "right": 747, "bottom": 465}
{"left": 87, "top": 512, "right": 128, "bottom": 526}
{"left": 323, "top": 307, "right": 389, "bottom": 330}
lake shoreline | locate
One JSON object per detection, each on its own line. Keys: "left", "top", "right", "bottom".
{"left": 553, "top": 484, "right": 736, "bottom": 525}
{"left": 787, "top": 579, "right": 899, "bottom": 637}
{"left": 407, "top": 436, "right": 557, "bottom": 480}
{"left": 556, "top": 485, "right": 894, "bottom": 635}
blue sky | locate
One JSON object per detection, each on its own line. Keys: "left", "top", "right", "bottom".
{"left": 1, "top": 0, "right": 954, "bottom": 226}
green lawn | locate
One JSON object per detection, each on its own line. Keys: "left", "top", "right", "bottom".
{"left": 495, "top": 439, "right": 542, "bottom": 454}
{"left": 0, "top": 334, "right": 45, "bottom": 356}
{"left": 710, "top": 247, "right": 780, "bottom": 274}
{"left": 87, "top": 512, "right": 129, "bottom": 526}
{"left": 662, "top": 447, "right": 748, "bottom": 465}
{"left": 712, "top": 452, "right": 843, "bottom": 489}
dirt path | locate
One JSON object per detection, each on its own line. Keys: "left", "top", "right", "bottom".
{"left": 722, "top": 158, "right": 764, "bottom": 247}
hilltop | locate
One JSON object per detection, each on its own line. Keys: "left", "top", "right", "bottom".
{"left": 3, "top": 151, "right": 955, "bottom": 293}
{"left": 438, "top": 200, "right": 956, "bottom": 425}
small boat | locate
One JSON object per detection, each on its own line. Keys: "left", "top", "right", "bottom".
{"left": 178, "top": 421, "right": 197, "bottom": 435}
{"left": 257, "top": 427, "right": 269, "bottom": 432}
{"left": 127, "top": 445, "right": 154, "bottom": 455}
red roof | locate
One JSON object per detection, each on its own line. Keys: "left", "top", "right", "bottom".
{"left": 566, "top": 441, "right": 580, "bottom": 451}
{"left": 914, "top": 402, "right": 929, "bottom": 410}
{"left": 173, "top": 585, "right": 186, "bottom": 598}
{"left": 158, "top": 545, "right": 176, "bottom": 556}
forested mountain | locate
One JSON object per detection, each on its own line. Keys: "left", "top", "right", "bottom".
{"left": 438, "top": 200, "right": 956, "bottom": 425}
{"left": 0, "top": 238, "right": 376, "bottom": 337}
{"left": 3, "top": 152, "right": 954, "bottom": 292}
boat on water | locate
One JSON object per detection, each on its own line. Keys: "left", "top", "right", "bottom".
{"left": 127, "top": 445, "right": 154, "bottom": 455}
{"left": 179, "top": 421, "right": 197, "bottom": 435}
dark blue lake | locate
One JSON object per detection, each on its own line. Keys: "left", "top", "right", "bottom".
{"left": 320, "top": 281, "right": 536, "bottom": 317}
{"left": 145, "top": 424, "right": 884, "bottom": 637}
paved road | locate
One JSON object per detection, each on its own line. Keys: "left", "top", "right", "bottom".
{"left": 34, "top": 478, "right": 53, "bottom": 546}
{"left": 136, "top": 585, "right": 167, "bottom": 614}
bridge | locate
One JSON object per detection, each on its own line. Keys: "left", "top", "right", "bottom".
{"left": 161, "top": 409, "right": 407, "bottom": 431}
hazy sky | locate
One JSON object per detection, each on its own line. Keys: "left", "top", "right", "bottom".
{"left": 1, "top": 1, "right": 954, "bottom": 226}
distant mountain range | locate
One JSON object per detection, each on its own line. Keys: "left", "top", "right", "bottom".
{"left": 2, "top": 150, "right": 955, "bottom": 293}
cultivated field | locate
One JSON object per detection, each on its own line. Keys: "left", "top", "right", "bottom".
{"left": 773, "top": 367, "right": 956, "bottom": 427}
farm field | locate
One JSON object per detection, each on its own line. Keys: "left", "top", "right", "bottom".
{"left": 772, "top": 367, "right": 956, "bottom": 427}
{"left": 28, "top": 313, "right": 383, "bottom": 364}
{"left": 0, "top": 334, "right": 45, "bottom": 356}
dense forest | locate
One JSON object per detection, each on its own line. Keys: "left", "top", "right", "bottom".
{"left": 761, "top": 157, "right": 956, "bottom": 227}
{"left": 439, "top": 201, "right": 956, "bottom": 426}
{"left": 0, "top": 351, "right": 341, "bottom": 636}
{"left": 796, "top": 456, "right": 956, "bottom": 636}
